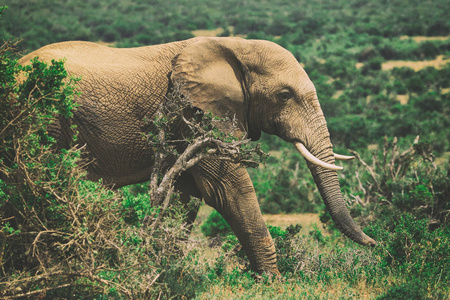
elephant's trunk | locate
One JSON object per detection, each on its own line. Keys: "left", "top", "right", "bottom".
{"left": 294, "top": 140, "right": 376, "bottom": 246}
{"left": 312, "top": 167, "right": 376, "bottom": 246}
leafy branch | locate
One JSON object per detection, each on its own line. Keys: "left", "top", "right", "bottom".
{"left": 143, "top": 82, "right": 268, "bottom": 231}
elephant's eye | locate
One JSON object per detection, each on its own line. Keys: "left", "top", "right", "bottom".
{"left": 277, "top": 90, "right": 292, "bottom": 102}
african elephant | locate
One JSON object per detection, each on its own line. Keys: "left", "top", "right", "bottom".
{"left": 20, "top": 37, "right": 375, "bottom": 275}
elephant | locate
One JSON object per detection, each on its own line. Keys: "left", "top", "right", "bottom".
{"left": 20, "top": 37, "right": 376, "bottom": 275}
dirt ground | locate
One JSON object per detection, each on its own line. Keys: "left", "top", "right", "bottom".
{"left": 382, "top": 54, "right": 449, "bottom": 71}
{"left": 191, "top": 27, "right": 246, "bottom": 38}
{"left": 195, "top": 204, "right": 325, "bottom": 236}
{"left": 400, "top": 35, "right": 450, "bottom": 42}
{"left": 263, "top": 213, "right": 325, "bottom": 234}
{"left": 191, "top": 28, "right": 225, "bottom": 37}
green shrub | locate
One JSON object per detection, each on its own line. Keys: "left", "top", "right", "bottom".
{"left": 358, "top": 47, "right": 380, "bottom": 62}
{"left": 391, "top": 67, "right": 416, "bottom": 80}
{"left": 343, "top": 137, "right": 450, "bottom": 296}
{"left": 328, "top": 115, "right": 370, "bottom": 148}
{"left": 0, "top": 43, "right": 80, "bottom": 241}
{"left": 270, "top": 224, "right": 303, "bottom": 273}
{"left": 377, "top": 279, "right": 428, "bottom": 300}
{"left": 406, "top": 75, "right": 427, "bottom": 93}
{"left": 426, "top": 20, "right": 450, "bottom": 36}
{"left": 120, "top": 183, "right": 153, "bottom": 225}
{"left": 348, "top": 137, "right": 449, "bottom": 222}
{"left": 0, "top": 41, "right": 210, "bottom": 299}
{"left": 414, "top": 41, "right": 440, "bottom": 59}
{"left": 361, "top": 57, "right": 383, "bottom": 74}
{"left": 379, "top": 44, "right": 400, "bottom": 60}
{"left": 365, "top": 213, "right": 450, "bottom": 296}
{"left": 412, "top": 91, "right": 443, "bottom": 112}
{"left": 390, "top": 79, "right": 408, "bottom": 95}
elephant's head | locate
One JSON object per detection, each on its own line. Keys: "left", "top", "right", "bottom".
{"left": 171, "top": 37, "right": 375, "bottom": 246}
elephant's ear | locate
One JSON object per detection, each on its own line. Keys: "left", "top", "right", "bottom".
{"left": 171, "top": 38, "right": 258, "bottom": 139}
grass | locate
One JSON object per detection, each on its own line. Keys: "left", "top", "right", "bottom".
{"left": 192, "top": 228, "right": 384, "bottom": 299}
{"left": 190, "top": 223, "right": 449, "bottom": 299}
{"left": 193, "top": 202, "right": 450, "bottom": 299}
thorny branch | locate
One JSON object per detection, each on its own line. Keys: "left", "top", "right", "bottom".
{"left": 142, "top": 83, "right": 267, "bottom": 230}
{"left": 349, "top": 135, "right": 437, "bottom": 204}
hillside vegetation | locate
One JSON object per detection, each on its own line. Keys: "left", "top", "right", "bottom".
{"left": 1, "top": 0, "right": 449, "bottom": 299}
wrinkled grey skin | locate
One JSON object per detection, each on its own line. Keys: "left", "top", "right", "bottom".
{"left": 20, "top": 37, "right": 375, "bottom": 274}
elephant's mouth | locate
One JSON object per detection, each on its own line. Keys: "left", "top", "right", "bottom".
{"left": 293, "top": 142, "right": 355, "bottom": 171}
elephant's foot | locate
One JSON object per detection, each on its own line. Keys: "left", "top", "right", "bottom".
{"left": 245, "top": 236, "right": 280, "bottom": 276}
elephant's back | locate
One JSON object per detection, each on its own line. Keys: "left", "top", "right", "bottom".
{"left": 19, "top": 40, "right": 188, "bottom": 75}
{"left": 21, "top": 41, "right": 120, "bottom": 71}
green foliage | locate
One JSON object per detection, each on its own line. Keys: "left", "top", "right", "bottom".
{"left": 0, "top": 41, "right": 80, "bottom": 231}
{"left": 1, "top": 0, "right": 449, "bottom": 53}
{"left": 346, "top": 137, "right": 449, "bottom": 224}
{"left": 269, "top": 224, "right": 303, "bottom": 274}
{"left": 333, "top": 137, "right": 450, "bottom": 298}
{"left": 370, "top": 213, "right": 448, "bottom": 271}
{"left": 376, "top": 280, "right": 428, "bottom": 300}
{"left": 249, "top": 142, "right": 321, "bottom": 214}
{"left": 0, "top": 42, "right": 211, "bottom": 299}
{"left": 361, "top": 57, "right": 383, "bottom": 73}
{"left": 364, "top": 213, "right": 449, "bottom": 300}
{"left": 198, "top": 207, "right": 448, "bottom": 298}
{"left": 120, "top": 183, "right": 153, "bottom": 225}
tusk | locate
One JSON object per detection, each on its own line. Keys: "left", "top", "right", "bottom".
{"left": 334, "top": 153, "right": 355, "bottom": 161}
{"left": 294, "top": 142, "right": 343, "bottom": 171}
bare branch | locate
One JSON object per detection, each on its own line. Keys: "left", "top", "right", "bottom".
{"left": 349, "top": 149, "right": 381, "bottom": 194}
{"left": 3, "top": 283, "right": 80, "bottom": 299}
{"left": 355, "top": 171, "right": 367, "bottom": 199}
{"left": 389, "top": 137, "right": 398, "bottom": 179}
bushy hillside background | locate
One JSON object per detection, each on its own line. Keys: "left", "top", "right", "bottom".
{"left": 1, "top": 0, "right": 449, "bottom": 298}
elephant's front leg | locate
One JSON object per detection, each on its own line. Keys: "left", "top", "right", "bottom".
{"left": 191, "top": 160, "right": 280, "bottom": 275}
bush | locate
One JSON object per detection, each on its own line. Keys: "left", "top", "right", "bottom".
{"left": 365, "top": 212, "right": 450, "bottom": 296}
{"left": 342, "top": 136, "right": 450, "bottom": 296}
{"left": 414, "top": 41, "right": 440, "bottom": 59}
{"left": 361, "top": 57, "right": 383, "bottom": 74}
{"left": 250, "top": 148, "right": 321, "bottom": 214}
{"left": 390, "top": 79, "right": 408, "bottom": 95}
{"left": 426, "top": 20, "right": 450, "bottom": 36}
{"left": 0, "top": 41, "right": 209, "bottom": 299}
{"left": 412, "top": 91, "right": 443, "bottom": 112}
{"left": 349, "top": 137, "right": 449, "bottom": 222}
{"left": 379, "top": 44, "right": 399, "bottom": 60}
{"left": 358, "top": 47, "right": 380, "bottom": 62}
{"left": 328, "top": 115, "right": 370, "bottom": 148}
{"left": 377, "top": 279, "right": 428, "bottom": 300}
